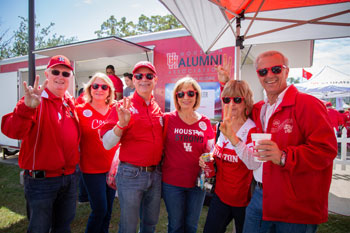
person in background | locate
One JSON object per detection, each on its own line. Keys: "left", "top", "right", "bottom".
{"left": 162, "top": 77, "right": 215, "bottom": 233}
{"left": 123, "top": 72, "right": 135, "bottom": 97}
{"left": 76, "top": 72, "right": 117, "bottom": 233}
{"left": 201, "top": 79, "right": 260, "bottom": 233}
{"left": 243, "top": 51, "right": 336, "bottom": 233}
{"left": 1, "top": 55, "right": 80, "bottom": 233}
{"left": 101, "top": 61, "right": 163, "bottom": 233}
{"left": 106, "top": 65, "right": 123, "bottom": 100}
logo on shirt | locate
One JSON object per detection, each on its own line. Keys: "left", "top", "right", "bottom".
{"left": 129, "top": 106, "right": 139, "bottom": 114}
{"left": 271, "top": 118, "right": 293, "bottom": 134}
{"left": 198, "top": 121, "right": 207, "bottom": 131}
{"left": 183, "top": 143, "right": 192, "bottom": 152}
{"left": 92, "top": 119, "right": 104, "bottom": 130}
{"left": 83, "top": 109, "right": 93, "bottom": 117}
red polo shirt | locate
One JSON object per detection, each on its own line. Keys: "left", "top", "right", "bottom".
{"left": 100, "top": 92, "right": 163, "bottom": 166}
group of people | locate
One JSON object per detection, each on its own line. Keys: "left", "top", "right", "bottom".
{"left": 1, "top": 50, "right": 337, "bottom": 233}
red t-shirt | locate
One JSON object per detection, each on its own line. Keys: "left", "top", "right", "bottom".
{"left": 213, "top": 118, "right": 255, "bottom": 207}
{"left": 77, "top": 103, "right": 117, "bottom": 173}
{"left": 100, "top": 92, "right": 163, "bottom": 166}
{"left": 162, "top": 111, "right": 215, "bottom": 188}
{"left": 109, "top": 74, "right": 123, "bottom": 93}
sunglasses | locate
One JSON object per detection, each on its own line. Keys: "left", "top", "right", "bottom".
{"left": 222, "top": 96, "right": 245, "bottom": 104}
{"left": 176, "top": 90, "right": 197, "bottom": 98}
{"left": 51, "top": 69, "right": 71, "bottom": 78}
{"left": 256, "top": 65, "right": 287, "bottom": 77}
{"left": 91, "top": 83, "right": 109, "bottom": 91}
{"left": 134, "top": 73, "right": 155, "bottom": 80}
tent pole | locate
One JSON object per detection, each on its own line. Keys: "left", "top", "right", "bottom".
{"left": 235, "top": 17, "right": 242, "bottom": 80}
{"left": 28, "top": 0, "right": 35, "bottom": 86}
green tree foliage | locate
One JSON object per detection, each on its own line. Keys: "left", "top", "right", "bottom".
{"left": 287, "top": 77, "right": 301, "bottom": 85}
{"left": 0, "top": 27, "right": 12, "bottom": 59}
{"left": 1, "top": 16, "right": 77, "bottom": 60}
{"left": 95, "top": 14, "right": 183, "bottom": 38}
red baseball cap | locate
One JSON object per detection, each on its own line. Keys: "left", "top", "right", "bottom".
{"left": 47, "top": 55, "right": 73, "bottom": 71}
{"left": 132, "top": 61, "right": 157, "bottom": 75}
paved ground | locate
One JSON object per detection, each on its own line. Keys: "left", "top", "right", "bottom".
{"left": 1, "top": 152, "right": 349, "bottom": 216}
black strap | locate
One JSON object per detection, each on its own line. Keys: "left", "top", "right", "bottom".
{"left": 215, "top": 121, "right": 222, "bottom": 143}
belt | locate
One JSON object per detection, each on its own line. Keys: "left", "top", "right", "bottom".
{"left": 256, "top": 181, "right": 263, "bottom": 189}
{"left": 25, "top": 168, "right": 75, "bottom": 178}
{"left": 120, "top": 162, "right": 157, "bottom": 172}
{"left": 25, "top": 170, "right": 46, "bottom": 179}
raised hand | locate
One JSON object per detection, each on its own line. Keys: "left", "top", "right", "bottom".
{"left": 219, "top": 101, "right": 239, "bottom": 145}
{"left": 116, "top": 97, "right": 131, "bottom": 128}
{"left": 215, "top": 54, "right": 232, "bottom": 85}
{"left": 23, "top": 75, "right": 48, "bottom": 108}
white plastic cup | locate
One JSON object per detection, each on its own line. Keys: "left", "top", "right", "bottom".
{"left": 251, "top": 133, "right": 272, "bottom": 162}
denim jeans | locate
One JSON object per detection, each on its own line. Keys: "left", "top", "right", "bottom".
{"left": 162, "top": 182, "right": 206, "bottom": 233}
{"left": 24, "top": 172, "right": 78, "bottom": 233}
{"left": 203, "top": 193, "right": 246, "bottom": 233}
{"left": 116, "top": 162, "right": 162, "bottom": 233}
{"left": 78, "top": 171, "right": 89, "bottom": 202}
{"left": 243, "top": 186, "right": 318, "bottom": 233}
{"left": 82, "top": 172, "right": 116, "bottom": 233}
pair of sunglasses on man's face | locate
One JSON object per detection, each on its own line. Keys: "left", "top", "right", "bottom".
{"left": 176, "top": 90, "right": 197, "bottom": 98}
{"left": 51, "top": 69, "right": 71, "bottom": 78}
{"left": 91, "top": 83, "right": 109, "bottom": 90}
{"left": 256, "top": 65, "right": 287, "bottom": 77}
{"left": 222, "top": 96, "right": 244, "bottom": 104}
{"left": 134, "top": 73, "right": 155, "bottom": 80}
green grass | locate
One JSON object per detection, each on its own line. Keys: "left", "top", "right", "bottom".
{"left": 0, "top": 162, "right": 349, "bottom": 232}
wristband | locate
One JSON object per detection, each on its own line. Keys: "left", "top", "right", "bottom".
{"left": 116, "top": 121, "right": 127, "bottom": 130}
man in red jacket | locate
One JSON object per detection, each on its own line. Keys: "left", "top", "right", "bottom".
{"left": 106, "top": 64, "right": 124, "bottom": 100}
{"left": 1, "top": 55, "right": 80, "bottom": 233}
{"left": 243, "top": 51, "right": 337, "bottom": 233}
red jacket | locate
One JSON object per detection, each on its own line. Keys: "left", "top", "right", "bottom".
{"left": 1, "top": 89, "right": 80, "bottom": 177}
{"left": 251, "top": 85, "right": 337, "bottom": 224}
{"left": 100, "top": 92, "right": 163, "bottom": 167}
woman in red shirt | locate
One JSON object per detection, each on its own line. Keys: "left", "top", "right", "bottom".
{"left": 76, "top": 72, "right": 117, "bottom": 233}
{"left": 201, "top": 80, "right": 261, "bottom": 233}
{"left": 162, "top": 77, "right": 215, "bottom": 233}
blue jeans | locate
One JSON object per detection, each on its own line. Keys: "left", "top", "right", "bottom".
{"left": 204, "top": 193, "right": 246, "bottom": 233}
{"left": 82, "top": 173, "right": 116, "bottom": 233}
{"left": 116, "top": 162, "right": 162, "bottom": 233}
{"left": 78, "top": 171, "right": 89, "bottom": 202}
{"left": 243, "top": 186, "right": 318, "bottom": 233}
{"left": 162, "top": 182, "right": 206, "bottom": 233}
{"left": 24, "top": 172, "right": 78, "bottom": 233}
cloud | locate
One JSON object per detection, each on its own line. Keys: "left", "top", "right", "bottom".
{"left": 82, "top": 0, "right": 93, "bottom": 4}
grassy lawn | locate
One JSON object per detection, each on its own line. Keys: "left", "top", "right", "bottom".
{"left": 0, "top": 162, "right": 349, "bottom": 232}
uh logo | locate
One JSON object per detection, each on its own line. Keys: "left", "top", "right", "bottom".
{"left": 167, "top": 52, "right": 179, "bottom": 69}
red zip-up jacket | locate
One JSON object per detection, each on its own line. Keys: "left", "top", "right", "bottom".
{"left": 251, "top": 85, "right": 337, "bottom": 224}
{"left": 1, "top": 89, "right": 80, "bottom": 177}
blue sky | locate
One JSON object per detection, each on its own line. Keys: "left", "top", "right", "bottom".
{"left": 0, "top": 0, "right": 349, "bottom": 78}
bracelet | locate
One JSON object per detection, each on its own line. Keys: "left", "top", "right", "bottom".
{"left": 116, "top": 121, "right": 127, "bottom": 130}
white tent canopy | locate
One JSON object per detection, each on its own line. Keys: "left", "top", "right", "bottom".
{"left": 295, "top": 66, "right": 350, "bottom": 98}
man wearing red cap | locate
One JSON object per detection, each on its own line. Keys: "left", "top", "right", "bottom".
{"left": 1, "top": 55, "right": 80, "bottom": 233}
{"left": 101, "top": 61, "right": 163, "bottom": 232}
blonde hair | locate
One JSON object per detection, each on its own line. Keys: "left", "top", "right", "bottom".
{"left": 83, "top": 72, "right": 115, "bottom": 105}
{"left": 221, "top": 80, "right": 254, "bottom": 116}
{"left": 173, "top": 77, "right": 201, "bottom": 111}
{"left": 254, "top": 50, "right": 289, "bottom": 69}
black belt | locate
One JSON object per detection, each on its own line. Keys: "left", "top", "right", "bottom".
{"left": 256, "top": 181, "right": 263, "bottom": 189}
{"left": 120, "top": 162, "right": 157, "bottom": 172}
{"left": 25, "top": 170, "right": 46, "bottom": 179}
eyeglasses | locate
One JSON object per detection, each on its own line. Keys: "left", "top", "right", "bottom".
{"left": 221, "top": 96, "right": 245, "bottom": 104}
{"left": 51, "top": 69, "right": 71, "bottom": 78}
{"left": 176, "top": 90, "right": 197, "bottom": 98}
{"left": 91, "top": 83, "right": 109, "bottom": 91}
{"left": 256, "top": 65, "right": 287, "bottom": 77}
{"left": 134, "top": 73, "right": 155, "bottom": 80}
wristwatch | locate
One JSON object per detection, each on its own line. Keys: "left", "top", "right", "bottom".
{"left": 280, "top": 151, "right": 286, "bottom": 167}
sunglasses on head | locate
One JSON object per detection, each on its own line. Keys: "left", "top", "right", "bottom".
{"left": 256, "top": 65, "right": 287, "bottom": 77}
{"left": 176, "top": 90, "right": 197, "bottom": 98}
{"left": 134, "top": 73, "right": 155, "bottom": 80}
{"left": 221, "top": 96, "right": 244, "bottom": 104}
{"left": 91, "top": 83, "right": 109, "bottom": 90}
{"left": 51, "top": 69, "right": 71, "bottom": 78}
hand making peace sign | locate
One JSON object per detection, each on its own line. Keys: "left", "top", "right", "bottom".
{"left": 23, "top": 75, "right": 48, "bottom": 108}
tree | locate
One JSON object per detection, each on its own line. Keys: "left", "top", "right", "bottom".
{"left": 1, "top": 16, "right": 77, "bottom": 59}
{"left": 0, "top": 27, "right": 12, "bottom": 59}
{"left": 95, "top": 14, "right": 183, "bottom": 38}
{"left": 287, "top": 77, "right": 301, "bottom": 85}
